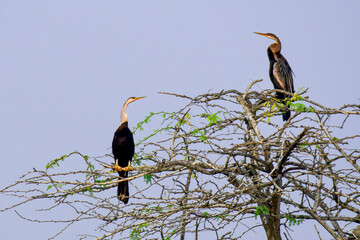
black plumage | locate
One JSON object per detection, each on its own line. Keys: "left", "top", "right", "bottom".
{"left": 112, "top": 96, "right": 145, "bottom": 204}
{"left": 112, "top": 121, "right": 134, "bottom": 204}
{"left": 255, "top": 32, "right": 294, "bottom": 121}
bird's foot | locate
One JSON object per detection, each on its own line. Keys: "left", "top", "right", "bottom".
{"left": 123, "top": 160, "right": 133, "bottom": 172}
{"left": 112, "top": 159, "right": 133, "bottom": 172}
{"left": 113, "top": 164, "right": 123, "bottom": 172}
{"left": 113, "top": 159, "right": 123, "bottom": 172}
{"left": 122, "top": 166, "right": 133, "bottom": 172}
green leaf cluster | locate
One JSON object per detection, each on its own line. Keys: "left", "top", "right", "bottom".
{"left": 255, "top": 205, "right": 269, "bottom": 219}
{"left": 46, "top": 154, "right": 69, "bottom": 169}
{"left": 286, "top": 215, "right": 304, "bottom": 226}
{"left": 191, "top": 128, "right": 208, "bottom": 142}
{"left": 144, "top": 173, "right": 152, "bottom": 184}
{"left": 95, "top": 178, "right": 112, "bottom": 188}
{"left": 130, "top": 223, "right": 148, "bottom": 240}
{"left": 45, "top": 151, "right": 90, "bottom": 170}
{"left": 262, "top": 92, "right": 315, "bottom": 123}
{"left": 133, "top": 152, "right": 153, "bottom": 166}
{"left": 46, "top": 183, "right": 63, "bottom": 191}
{"left": 289, "top": 102, "right": 314, "bottom": 113}
{"left": 133, "top": 111, "right": 176, "bottom": 135}
{"left": 81, "top": 187, "right": 93, "bottom": 196}
{"left": 201, "top": 111, "right": 223, "bottom": 125}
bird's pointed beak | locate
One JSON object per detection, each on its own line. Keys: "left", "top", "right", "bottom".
{"left": 134, "top": 96, "right": 146, "bottom": 101}
{"left": 254, "top": 32, "right": 267, "bottom": 37}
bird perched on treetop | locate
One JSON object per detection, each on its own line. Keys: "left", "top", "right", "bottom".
{"left": 112, "top": 96, "right": 145, "bottom": 204}
{"left": 254, "top": 32, "right": 294, "bottom": 121}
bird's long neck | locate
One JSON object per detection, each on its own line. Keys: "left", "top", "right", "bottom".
{"left": 269, "top": 37, "right": 281, "bottom": 58}
{"left": 121, "top": 101, "right": 130, "bottom": 124}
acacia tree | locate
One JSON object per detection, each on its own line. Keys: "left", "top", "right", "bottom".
{"left": 1, "top": 80, "right": 360, "bottom": 240}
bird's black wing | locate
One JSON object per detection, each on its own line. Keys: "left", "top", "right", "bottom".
{"left": 112, "top": 122, "right": 134, "bottom": 204}
{"left": 273, "top": 55, "right": 294, "bottom": 96}
{"left": 272, "top": 53, "right": 295, "bottom": 121}
{"left": 268, "top": 48, "right": 285, "bottom": 94}
{"left": 112, "top": 122, "right": 135, "bottom": 167}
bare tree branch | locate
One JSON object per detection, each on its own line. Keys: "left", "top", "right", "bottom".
{"left": 1, "top": 80, "right": 360, "bottom": 239}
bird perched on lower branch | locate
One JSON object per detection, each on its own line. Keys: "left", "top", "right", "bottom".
{"left": 112, "top": 96, "right": 145, "bottom": 204}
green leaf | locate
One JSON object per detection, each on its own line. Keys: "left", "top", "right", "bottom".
{"left": 299, "top": 142, "right": 309, "bottom": 149}
{"left": 87, "top": 187, "right": 93, "bottom": 196}
{"left": 255, "top": 205, "right": 269, "bottom": 219}
{"left": 144, "top": 173, "right": 152, "bottom": 184}
{"left": 151, "top": 205, "right": 163, "bottom": 212}
{"left": 286, "top": 215, "right": 304, "bottom": 226}
{"left": 206, "top": 112, "right": 222, "bottom": 125}
{"left": 130, "top": 223, "right": 148, "bottom": 240}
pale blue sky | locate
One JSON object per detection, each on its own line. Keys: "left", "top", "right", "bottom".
{"left": 1, "top": 1, "right": 359, "bottom": 239}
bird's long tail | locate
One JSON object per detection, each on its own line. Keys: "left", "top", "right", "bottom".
{"left": 282, "top": 110, "right": 291, "bottom": 121}
{"left": 117, "top": 171, "right": 129, "bottom": 204}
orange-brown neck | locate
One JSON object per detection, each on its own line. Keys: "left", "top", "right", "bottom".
{"left": 269, "top": 39, "right": 281, "bottom": 56}
{"left": 270, "top": 44, "right": 281, "bottom": 60}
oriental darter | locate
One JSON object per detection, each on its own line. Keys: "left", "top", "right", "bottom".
{"left": 112, "top": 96, "right": 145, "bottom": 204}
{"left": 254, "top": 32, "right": 294, "bottom": 121}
